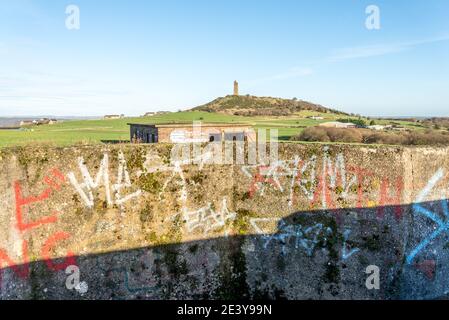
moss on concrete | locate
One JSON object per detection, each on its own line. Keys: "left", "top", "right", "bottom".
{"left": 233, "top": 209, "right": 258, "bottom": 235}
{"left": 138, "top": 172, "right": 162, "bottom": 193}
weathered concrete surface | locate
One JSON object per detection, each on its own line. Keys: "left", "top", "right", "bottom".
{"left": 0, "top": 143, "right": 449, "bottom": 300}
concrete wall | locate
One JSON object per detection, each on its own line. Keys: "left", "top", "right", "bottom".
{"left": 0, "top": 143, "right": 449, "bottom": 300}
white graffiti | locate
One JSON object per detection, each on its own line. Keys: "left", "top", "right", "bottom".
{"left": 290, "top": 155, "right": 317, "bottom": 203}
{"left": 242, "top": 157, "right": 311, "bottom": 202}
{"left": 68, "top": 151, "right": 142, "bottom": 209}
{"left": 183, "top": 198, "right": 236, "bottom": 235}
{"left": 243, "top": 150, "right": 356, "bottom": 209}
{"left": 114, "top": 152, "right": 143, "bottom": 205}
{"left": 320, "top": 148, "right": 357, "bottom": 208}
{"left": 250, "top": 218, "right": 279, "bottom": 236}
{"left": 144, "top": 153, "right": 237, "bottom": 236}
{"left": 159, "top": 161, "right": 188, "bottom": 204}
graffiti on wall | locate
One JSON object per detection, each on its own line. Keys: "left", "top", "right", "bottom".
{"left": 243, "top": 148, "right": 404, "bottom": 223}
{"left": 0, "top": 168, "right": 76, "bottom": 284}
{"left": 341, "top": 229, "right": 360, "bottom": 261}
{"left": 250, "top": 218, "right": 360, "bottom": 261}
{"left": 146, "top": 152, "right": 237, "bottom": 236}
{"left": 67, "top": 151, "right": 142, "bottom": 211}
{"left": 183, "top": 198, "right": 236, "bottom": 235}
{"left": 406, "top": 169, "right": 449, "bottom": 265}
{"left": 2, "top": 146, "right": 449, "bottom": 299}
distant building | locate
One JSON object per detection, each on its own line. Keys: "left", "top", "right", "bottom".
{"left": 35, "top": 118, "right": 58, "bottom": 125}
{"left": 20, "top": 120, "right": 37, "bottom": 126}
{"left": 307, "top": 116, "right": 324, "bottom": 120}
{"left": 319, "top": 121, "right": 357, "bottom": 129}
{"left": 368, "top": 125, "right": 392, "bottom": 131}
{"left": 390, "top": 126, "right": 408, "bottom": 132}
{"left": 128, "top": 123, "right": 256, "bottom": 144}
{"left": 104, "top": 114, "right": 124, "bottom": 120}
{"left": 233, "top": 80, "right": 239, "bottom": 96}
{"left": 142, "top": 111, "right": 172, "bottom": 117}
{"left": 19, "top": 118, "right": 58, "bottom": 126}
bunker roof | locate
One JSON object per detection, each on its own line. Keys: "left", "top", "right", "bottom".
{"left": 127, "top": 123, "right": 252, "bottom": 128}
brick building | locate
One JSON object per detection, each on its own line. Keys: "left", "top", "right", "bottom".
{"left": 128, "top": 123, "right": 256, "bottom": 144}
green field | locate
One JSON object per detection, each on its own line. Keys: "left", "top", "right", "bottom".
{"left": 0, "top": 111, "right": 423, "bottom": 148}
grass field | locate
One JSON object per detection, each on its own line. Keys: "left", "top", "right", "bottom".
{"left": 0, "top": 110, "right": 424, "bottom": 148}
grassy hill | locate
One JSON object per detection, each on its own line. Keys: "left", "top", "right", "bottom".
{"left": 0, "top": 96, "right": 430, "bottom": 148}
{"left": 0, "top": 109, "right": 359, "bottom": 148}
{"left": 192, "top": 95, "right": 349, "bottom": 117}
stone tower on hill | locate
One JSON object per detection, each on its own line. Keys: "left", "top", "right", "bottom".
{"left": 233, "top": 80, "right": 239, "bottom": 96}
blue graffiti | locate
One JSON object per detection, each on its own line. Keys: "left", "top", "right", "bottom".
{"left": 262, "top": 221, "right": 332, "bottom": 256}
{"left": 94, "top": 255, "right": 156, "bottom": 297}
{"left": 341, "top": 229, "right": 360, "bottom": 261}
{"left": 406, "top": 169, "right": 449, "bottom": 265}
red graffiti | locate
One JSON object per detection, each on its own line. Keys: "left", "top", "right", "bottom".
{"left": 378, "top": 177, "right": 404, "bottom": 221}
{"left": 15, "top": 181, "right": 59, "bottom": 232}
{"left": 246, "top": 160, "right": 406, "bottom": 223}
{"left": 0, "top": 241, "right": 30, "bottom": 280}
{"left": 349, "top": 165, "right": 404, "bottom": 220}
{"left": 14, "top": 169, "right": 64, "bottom": 232}
{"left": 42, "top": 232, "right": 76, "bottom": 271}
{"left": 348, "top": 166, "right": 374, "bottom": 209}
{"left": 290, "top": 160, "right": 305, "bottom": 207}
{"left": 249, "top": 165, "right": 280, "bottom": 198}
{"left": 0, "top": 168, "right": 76, "bottom": 284}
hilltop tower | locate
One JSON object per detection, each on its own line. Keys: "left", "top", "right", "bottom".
{"left": 233, "top": 80, "right": 239, "bottom": 96}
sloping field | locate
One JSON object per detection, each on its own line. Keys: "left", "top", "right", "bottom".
{"left": 0, "top": 111, "right": 423, "bottom": 147}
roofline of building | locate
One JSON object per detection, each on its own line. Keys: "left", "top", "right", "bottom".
{"left": 127, "top": 123, "right": 252, "bottom": 128}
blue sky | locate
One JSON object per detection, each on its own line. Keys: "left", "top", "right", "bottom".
{"left": 0, "top": 0, "right": 448, "bottom": 117}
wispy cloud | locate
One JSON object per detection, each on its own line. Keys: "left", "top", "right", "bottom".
{"left": 328, "top": 43, "right": 406, "bottom": 61}
{"left": 0, "top": 71, "right": 136, "bottom": 116}
{"left": 328, "top": 34, "right": 449, "bottom": 62}
{"left": 254, "top": 33, "right": 449, "bottom": 84}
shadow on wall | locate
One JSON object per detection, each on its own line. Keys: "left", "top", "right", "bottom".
{"left": 2, "top": 200, "right": 449, "bottom": 300}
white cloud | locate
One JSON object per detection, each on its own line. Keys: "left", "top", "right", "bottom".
{"left": 328, "top": 34, "right": 449, "bottom": 62}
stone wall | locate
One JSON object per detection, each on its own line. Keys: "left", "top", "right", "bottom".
{"left": 0, "top": 143, "right": 449, "bottom": 300}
